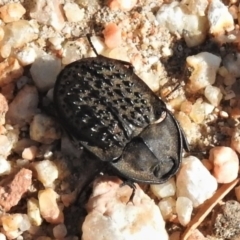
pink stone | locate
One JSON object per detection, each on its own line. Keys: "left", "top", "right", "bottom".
{"left": 209, "top": 146, "right": 239, "bottom": 183}
{"left": 0, "top": 168, "right": 32, "bottom": 211}
{"left": 82, "top": 176, "right": 168, "bottom": 240}
{"left": 103, "top": 23, "right": 122, "bottom": 49}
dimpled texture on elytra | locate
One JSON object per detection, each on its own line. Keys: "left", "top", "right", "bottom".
{"left": 54, "top": 56, "right": 164, "bottom": 161}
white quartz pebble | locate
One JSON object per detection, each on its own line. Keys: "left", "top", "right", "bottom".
{"left": 30, "top": 53, "right": 61, "bottom": 92}
{"left": 158, "top": 197, "right": 176, "bottom": 220}
{"left": 82, "top": 176, "right": 168, "bottom": 240}
{"left": 204, "top": 85, "right": 223, "bottom": 107}
{"left": 208, "top": 0, "right": 234, "bottom": 35}
{"left": 33, "top": 160, "right": 58, "bottom": 187}
{"left": 0, "top": 135, "right": 14, "bottom": 157}
{"left": 63, "top": 3, "right": 85, "bottom": 22}
{"left": 0, "top": 233, "right": 6, "bottom": 240}
{"left": 151, "top": 178, "right": 176, "bottom": 199}
{"left": 176, "top": 156, "right": 218, "bottom": 207}
{"left": 186, "top": 52, "right": 221, "bottom": 93}
{"left": 176, "top": 197, "right": 193, "bottom": 226}
{"left": 15, "top": 46, "right": 36, "bottom": 66}
{"left": 0, "top": 156, "right": 11, "bottom": 175}
{"left": 155, "top": 2, "right": 208, "bottom": 47}
{"left": 209, "top": 146, "right": 239, "bottom": 183}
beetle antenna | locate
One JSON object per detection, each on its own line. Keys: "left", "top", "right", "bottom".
{"left": 86, "top": 34, "right": 99, "bottom": 56}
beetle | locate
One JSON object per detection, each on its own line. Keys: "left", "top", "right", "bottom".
{"left": 53, "top": 35, "right": 189, "bottom": 188}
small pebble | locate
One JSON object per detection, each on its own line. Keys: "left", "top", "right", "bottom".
{"left": 0, "top": 168, "right": 32, "bottom": 211}
{"left": 106, "top": 0, "right": 137, "bottom": 11}
{"left": 155, "top": 2, "right": 208, "bottom": 47}
{"left": 158, "top": 197, "right": 176, "bottom": 220}
{"left": 6, "top": 85, "right": 39, "bottom": 126}
{"left": 0, "top": 20, "right": 38, "bottom": 54}
{"left": 27, "top": 198, "right": 42, "bottom": 226}
{"left": 176, "top": 156, "right": 218, "bottom": 207}
{"left": 208, "top": 0, "right": 234, "bottom": 35}
{"left": 82, "top": 176, "right": 168, "bottom": 240}
{"left": 53, "top": 223, "right": 67, "bottom": 239}
{"left": 219, "top": 110, "right": 228, "bottom": 118}
{"left": 30, "top": 53, "right": 61, "bottom": 92}
{"left": 204, "top": 85, "right": 223, "bottom": 107}
{"left": 103, "top": 23, "right": 122, "bottom": 49}
{"left": 0, "top": 57, "right": 23, "bottom": 87}
{"left": 0, "top": 156, "right": 11, "bottom": 176}
{"left": 151, "top": 178, "right": 176, "bottom": 199}
{"left": 29, "top": 114, "right": 61, "bottom": 144}
{"left": 0, "top": 3, "right": 26, "bottom": 23}
{"left": 15, "top": 46, "right": 36, "bottom": 66}
{"left": 38, "top": 188, "right": 64, "bottom": 224}
{"left": 209, "top": 146, "right": 239, "bottom": 183}
{"left": 0, "top": 134, "right": 14, "bottom": 157}
{"left": 186, "top": 52, "right": 221, "bottom": 93}
{"left": 1, "top": 213, "right": 31, "bottom": 235}
{"left": 33, "top": 159, "right": 58, "bottom": 187}
{"left": 22, "top": 146, "right": 38, "bottom": 160}
{"left": 63, "top": 3, "right": 85, "bottom": 22}
{"left": 30, "top": 0, "right": 65, "bottom": 31}
{"left": 176, "top": 197, "right": 193, "bottom": 226}
{"left": 189, "top": 98, "right": 205, "bottom": 124}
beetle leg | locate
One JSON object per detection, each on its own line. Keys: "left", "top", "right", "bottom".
{"left": 120, "top": 180, "right": 137, "bottom": 204}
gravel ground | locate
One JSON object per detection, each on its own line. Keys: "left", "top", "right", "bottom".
{"left": 0, "top": 0, "right": 240, "bottom": 239}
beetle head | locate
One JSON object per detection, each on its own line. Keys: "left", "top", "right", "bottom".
{"left": 110, "top": 111, "right": 184, "bottom": 183}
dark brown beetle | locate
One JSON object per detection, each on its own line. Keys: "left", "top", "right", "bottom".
{"left": 53, "top": 35, "right": 189, "bottom": 186}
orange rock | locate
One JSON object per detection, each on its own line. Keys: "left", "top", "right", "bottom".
{"left": 0, "top": 168, "right": 32, "bottom": 211}
{"left": 103, "top": 23, "right": 122, "bottom": 49}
